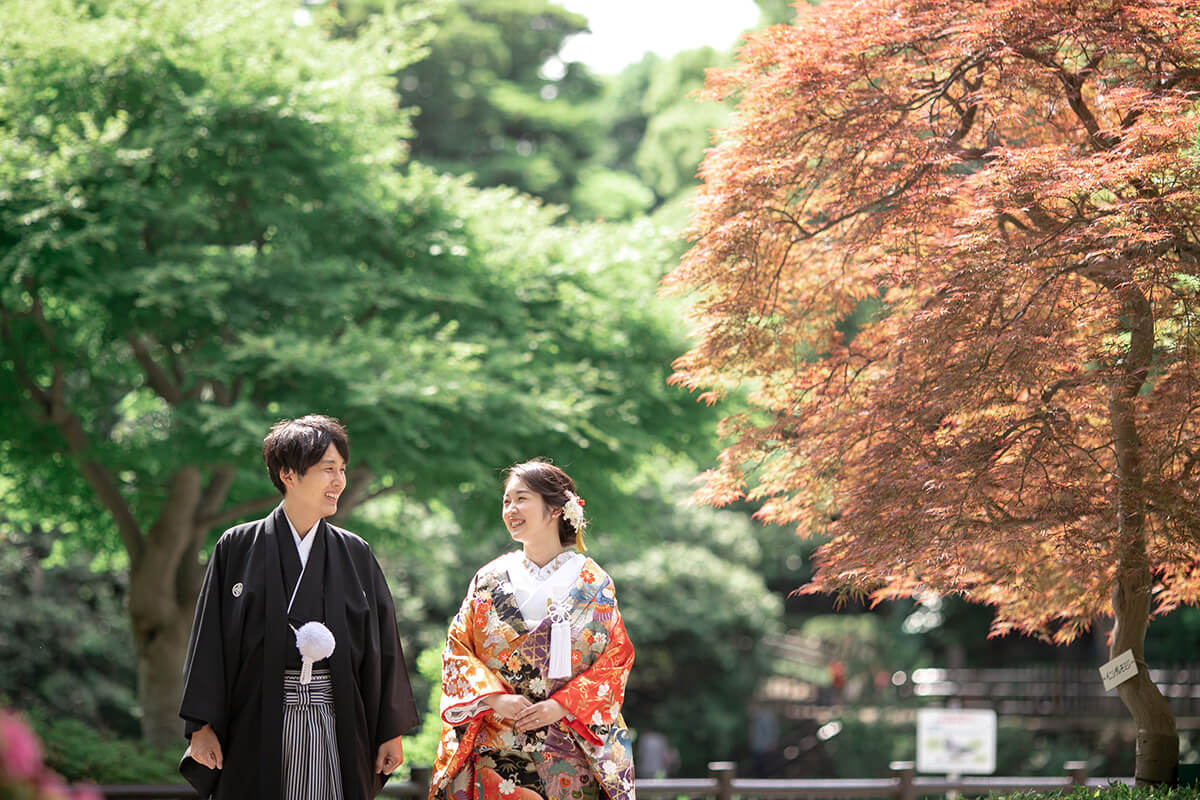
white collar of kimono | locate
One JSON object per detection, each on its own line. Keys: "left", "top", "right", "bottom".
{"left": 507, "top": 550, "right": 585, "bottom": 625}
{"left": 284, "top": 516, "right": 321, "bottom": 570}
{"left": 521, "top": 550, "right": 578, "bottom": 580}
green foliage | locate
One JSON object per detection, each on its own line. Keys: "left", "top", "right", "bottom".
{"left": 992, "top": 786, "right": 1200, "bottom": 800}
{"left": 754, "top": 0, "right": 801, "bottom": 26}
{"left": 0, "top": 0, "right": 431, "bottom": 543}
{"left": 0, "top": 0, "right": 723, "bottom": 744}
{"left": 820, "top": 714, "right": 914, "bottom": 778}
{"left": 797, "top": 613, "right": 923, "bottom": 690}
{"left": 353, "top": 498, "right": 474, "bottom": 654}
{"left": 594, "top": 47, "right": 734, "bottom": 207}
{"left": 390, "top": 0, "right": 603, "bottom": 206}
{"left": 820, "top": 716, "right": 1096, "bottom": 780}
{"left": 590, "top": 55, "right": 661, "bottom": 175}
{"left": 639, "top": 47, "right": 727, "bottom": 118}
{"left": 634, "top": 101, "right": 728, "bottom": 201}
{"left": 992, "top": 728, "right": 1096, "bottom": 779}
{"left": 569, "top": 167, "right": 655, "bottom": 222}
{"left": 1146, "top": 607, "right": 1200, "bottom": 664}
{"left": 0, "top": 0, "right": 716, "bottom": 554}
{"left": 33, "top": 717, "right": 179, "bottom": 784}
{"left": 612, "top": 542, "right": 783, "bottom": 774}
{"left": 0, "top": 518, "right": 140, "bottom": 737}
{"left": 399, "top": 647, "right": 446, "bottom": 774}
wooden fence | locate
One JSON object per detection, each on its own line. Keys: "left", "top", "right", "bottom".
{"left": 760, "top": 658, "right": 1200, "bottom": 732}
{"left": 92, "top": 761, "right": 1133, "bottom": 799}
{"left": 903, "top": 666, "right": 1200, "bottom": 719}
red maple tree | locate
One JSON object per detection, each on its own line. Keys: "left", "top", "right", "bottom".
{"left": 667, "top": 0, "right": 1200, "bottom": 782}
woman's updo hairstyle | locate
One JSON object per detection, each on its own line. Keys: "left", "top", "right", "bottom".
{"left": 505, "top": 459, "right": 581, "bottom": 548}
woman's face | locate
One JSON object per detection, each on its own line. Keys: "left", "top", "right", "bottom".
{"left": 502, "top": 476, "right": 560, "bottom": 546}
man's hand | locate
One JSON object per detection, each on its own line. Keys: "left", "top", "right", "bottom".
{"left": 513, "top": 699, "right": 567, "bottom": 732}
{"left": 189, "top": 724, "right": 223, "bottom": 770}
{"left": 375, "top": 736, "right": 405, "bottom": 775}
{"left": 483, "top": 693, "right": 532, "bottom": 720}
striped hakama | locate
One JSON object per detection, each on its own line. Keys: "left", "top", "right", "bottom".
{"left": 282, "top": 668, "right": 343, "bottom": 800}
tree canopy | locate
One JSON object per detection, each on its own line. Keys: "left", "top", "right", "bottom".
{"left": 391, "top": 0, "right": 602, "bottom": 206}
{"left": 667, "top": 0, "right": 1200, "bottom": 782}
{"left": 0, "top": 0, "right": 715, "bottom": 743}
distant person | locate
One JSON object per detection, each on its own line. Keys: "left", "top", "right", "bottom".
{"left": 635, "top": 730, "right": 678, "bottom": 779}
{"left": 829, "top": 661, "right": 847, "bottom": 703}
{"left": 179, "top": 415, "right": 419, "bottom": 800}
{"left": 429, "top": 459, "right": 636, "bottom": 800}
{"left": 748, "top": 703, "right": 779, "bottom": 778}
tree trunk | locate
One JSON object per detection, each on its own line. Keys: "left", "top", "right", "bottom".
{"left": 1109, "top": 480, "right": 1178, "bottom": 784}
{"left": 1105, "top": 276, "right": 1178, "bottom": 786}
{"left": 6, "top": 316, "right": 264, "bottom": 746}
{"left": 131, "top": 592, "right": 197, "bottom": 747}
{"left": 126, "top": 469, "right": 208, "bottom": 747}
{"left": 1108, "top": 592, "right": 1176, "bottom": 786}
{"left": 125, "top": 472, "right": 285, "bottom": 744}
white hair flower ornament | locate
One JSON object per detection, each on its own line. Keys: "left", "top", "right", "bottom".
{"left": 562, "top": 491, "right": 588, "bottom": 552}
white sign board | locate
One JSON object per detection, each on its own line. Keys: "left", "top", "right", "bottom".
{"left": 917, "top": 708, "right": 997, "bottom": 775}
{"left": 1100, "top": 649, "right": 1138, "bottom": 691}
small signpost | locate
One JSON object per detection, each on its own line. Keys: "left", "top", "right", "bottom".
{"left": 1099, "top": 649, "right": 1138, "bottom": 691}
{"left": 916, "top": 708, "right": 997, "bottom": 775}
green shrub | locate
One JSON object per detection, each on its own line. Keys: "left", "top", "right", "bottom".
{"left": 994, "top": 784, "right": 1200, "bottom": 799}
{"left": 32, "top": 717, "right": 179, "bottom": 784}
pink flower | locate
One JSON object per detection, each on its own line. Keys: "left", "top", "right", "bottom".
{"left": 33, "top": 769, "right": 70, "bottom": 800}
{"left": 71, "top": 784, "right": 105, "bottom": 800}
{"left": 0, "top": 710, "right": 43, "bottom": 781}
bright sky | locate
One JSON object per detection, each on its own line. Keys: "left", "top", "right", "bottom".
{"left": 557, "top": 0, "right": 762, "bottom": 74}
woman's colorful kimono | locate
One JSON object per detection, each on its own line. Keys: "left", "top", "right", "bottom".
{"left": 430, "top": 554, "right": 636, "bottom": 800}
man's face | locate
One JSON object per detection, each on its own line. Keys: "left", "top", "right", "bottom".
{"left": 281, "top": 442, "right": 346, "bottom": 522}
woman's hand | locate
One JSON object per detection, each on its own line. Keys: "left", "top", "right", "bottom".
{"left": 484, "top": 693, "right": 532, "bottom": 721}
{"left": 513, "top": 699, "right": 568, "bottom": 732}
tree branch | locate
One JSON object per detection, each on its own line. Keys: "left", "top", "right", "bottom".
{"left": 1014, "top": 46, "right": 1118, "bottom": 151}
{"left": 195, "top": 466, "right": 237, "bottom": 526}
{"left": 1119, "top": 67, "right": 1200, "bottom": 131}
{"left": 128, "top": 333, "right": 184, "bottom": 404}
{"left": 198, "top": 494, "right": 279, "bottom": 531}
{"left": 1, "top": 290, "right": 145, "bottom": 562}
{"left": 139, "top": 466, "right": 204, "bottom": 590}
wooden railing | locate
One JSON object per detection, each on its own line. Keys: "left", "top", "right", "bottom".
{"left": 93, "top": 761, "right": 1134, "bottom": 799}
{"left": 903, "top": 666, "right": 1200, "bottom": 719}
{"left": 760, "top": 659, "right": 1200, "bottom": 731}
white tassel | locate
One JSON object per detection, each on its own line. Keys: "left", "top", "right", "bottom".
{"left": 549, "top": 619, "right": 572, "bottom": 679}
{"left": 294, "top": 621, "right": 336, "bottom": 685}
{"left": 548, "top": 598, "right": 572, "bottom": 679}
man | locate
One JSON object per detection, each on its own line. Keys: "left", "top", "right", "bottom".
{"left": 180, "top": 415, "right": 419, "bottom": 800}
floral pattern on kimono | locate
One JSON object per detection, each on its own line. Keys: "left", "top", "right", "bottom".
{"left": 430, "top": 555, "right": 636, "bottom": 800}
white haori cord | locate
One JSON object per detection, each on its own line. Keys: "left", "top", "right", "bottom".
{"left": 294, "top": 621, "right": 336, "bottom": 684}
{"left": 547, "top": 601, "right": 572, "bottom": 679}
{"left": 286, "top": 546, "right": 335, "bottom": 685}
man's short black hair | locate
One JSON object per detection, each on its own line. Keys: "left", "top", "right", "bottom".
{"left": 262, "top": 415, "right": 349, "bottom": 495}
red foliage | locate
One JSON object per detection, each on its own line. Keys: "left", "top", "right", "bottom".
{"left": 668, "top": 0, "right": 1200, "bottom": 645}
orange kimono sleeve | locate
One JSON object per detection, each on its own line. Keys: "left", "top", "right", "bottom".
{"left": 439, "top": 580, "right": 507, "bottom": 724}
{"left": 550, "top": 599, "right": 635, "bottom": 746}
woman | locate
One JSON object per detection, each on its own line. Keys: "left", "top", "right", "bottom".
{"left": 430, "top": 460, "right": 636, "bottom": 800}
